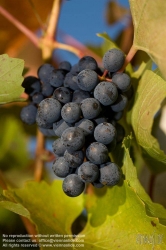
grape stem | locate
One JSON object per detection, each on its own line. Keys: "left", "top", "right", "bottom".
{"left": 0, "top": 5, "right": 39, "bottom": 47}
{"left": 34, "top": 129, "right": 46, "bottom": 182}
{"left": 118, "top": 44, "right": 137, "bottom": 72}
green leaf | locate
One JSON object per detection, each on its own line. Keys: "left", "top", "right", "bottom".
{"left": 1, "top": 180, "right": 84, "bottom": 249}
{"left": 131, "top": 68, "right": 166, "bottom": 174}
{"left": 129, "top": 0, "right": 166, "bottom": 80}
{"left": 0, "top": 54, "right": 24, "bottom": 104}
{"left": 76, "top": 136, "right": 166, "bottom": 249}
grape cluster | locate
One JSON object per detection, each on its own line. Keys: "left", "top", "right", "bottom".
{"left": 21, "top": 48, "right": 132, "bottom": 197}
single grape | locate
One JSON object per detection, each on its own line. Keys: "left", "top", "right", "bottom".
{"left": 58, "top": 61, "right": 71, "bottom": 72}
{"left": 112, "top": 72, "right": 131, "bottom": 92}
{"left": 94, "top": 81, "right": 118, "bottom": 106}
{"left": 20, "top": 104, "right": 37, "bottom": 125}
{"left": 72, "top": 90, "right": 90, "bottom": 103}
{"left": 64, "top": 72, "right": 80, "bottom": 90}
{"left": 64, "top": 150, "right": 84, "bottom": 168}
{"left": 61, "top": 127, "right": 85, "bottom": 152}
{"left": 99, "top": 162, "right": 121, "bottom": 186}
{"left": 111, "top": 94, "right": 128, "bottom": 112}
{"left": 94, "top": 122, "right": 117, "bottom": 145}
{"left": 70, "top": 63, "right": 80, "bottom": 74}
{"left": 36, "top": 98, "right": 62, "bottom": 125}
{"left": 36, "top": 114, "right": 53, "bottom": 129}
{"left": 52, "top": 157, "right": 70, "bottom": 178}
{"left": 86, "top": 142, "right": 109, "bottom": 164}
{"left": 37, "top": 63, "right": 55, "bottom": 84}
{"left": 92, "top": 180, "right": 104, "bottom": 188}
{"left": 113, "top": 111, "right": 123, "bottom": 121}
{"left": 78, "top": 56, "right": 98, "bottom": 71}
{"left": 80, "top": 98, "right": 101, "bottom": 119}
{"left": 62, "top": 174, "right": 85, "bottom": 197}
{"left": 61, "top": 102, "right": 81, "bottom": 123}
{"left": 41, "top": 82, "right": 54, "bottom": 97}
{"left": 78, "top": 161, "right": 99, "bottom": 183}
{"left": 32, "top": 93, "right": 44, "bottom": 104}
{"left": 102, "top": 48, "right": 125, "bottom": 72}
{"left": 93, "top": 116, "right": 108, "bottom": 125}
{"left": 75, "top": 118, "right": 94, "bottom": 136}
{"left": 53, "top": 87, "right": 72, "bottom": 104}
{"left": 22, "top": 76, "right": 41, "bottom": 96}
{"left": 53, "top": 119, "right": 72, "bottom": 137}
{"left": 52, "top": 138, "right": 67, "bottom": 156}
{"left": 49, "top": 69, "right": 66, "bottom": 87}
{"left": 39, "top": 127, "right": 55, "bottom": 137}
{"left": 77, "top": 69, "right": 99, "bottom": 91}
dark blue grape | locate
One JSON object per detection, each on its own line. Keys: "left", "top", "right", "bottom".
{"left": 113, "top": 111, "right": 123, "bottom": 121}
{"left": 111, "top": 94, "right": 128, "bottom": 112}
{"left": 61, "top": 102, "right": 81, "bottom": 123}
{"left": 53, "top": 87, "right": 72, "bottom": 104}
{"left": 36, "top": 98, "right": 61, "bottom": 125}
{"left": 94, "top": 122, "right": 116, "bottom": 145}
{"left": 20, "top": 104, "right": 37, "bottom": 125}
{"left": 72, "top": 90, "right": 90, "bottom": 103}
{"left": 62, "top": 174, "right": 85, "bottom": 197}
{"left": 94, "top": 81, "right": 118, "bottom": 106}
{"left": 93, "top": 116, "right": 108, "bottom": 125}
{"left": 64, "top": 150, "right": 84, "bottom": 168}
{"left": 37, "top": 63, "right": 55, "bottom": 84}
{"left": 75, "top": 118, "right": 94, "bottom": 136}
{"left": 112, "top": 72, "right": 131, "bottom": 92}
{"left": 49, "top": 69, "right": 65, "bottom": 87}
{"left": 78, "top": 161, "right": 99, "bottom": 183}
{"left": 102, "top": 48, "right": 125, "bottom": 72}
{"left": 80, "top": 98, "right": 101, "bottom": 119}
{"left": 77, "top": 69, "right": 99, "bottom": 91}
{"left": 64, "top": 72, "right": 80, "bottom": 90}
{"left": 53, "top": 119, "right": 72, "bottom": 137}
{"left": 86, "top": 142, "right": 109, "bottom": 164}
{"left": 52, "top": 138, "right": 67, "bottom": 156}
{"left": 58, "top": 61, "right": 71, "bottom": 72}
{"left": 78, "top": 56, "right": 98, "bottom": 71}
{"left": 32, "top": 93, "right": 44, "bottom": 104}
{"left": 22, "top": 76, "right": 41, "bottom": 96}
{"left": 70, "top": 63, "right": 80, "bottom": 74}
{"left": 92, "top": 180, "right": 104, "bottom": 188}
{"left": 52, "top": 157, "right": 70, "bottom": 178}
{"left": 39, "top": 127, "right": 55, "bottom": 137}
{"left": 41, "top": 82, "right": 54, "bottom": 97}
{"left": 99, "top": 162, "right": 121, "bottom": 186}
{"left": 61, "top": 127, "right": 85, "bottom": 152}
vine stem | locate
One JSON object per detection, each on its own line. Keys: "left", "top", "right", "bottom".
{"left": 53, "top": 41, "right": 82, "bottom": 57}
{"left": 0, "top": 5, "right": 39, "bottom": 47}
{"left": 45, "top": 0, "right": 62, "bottom": 40}
{"left": 118, "top": 44, "right": 137, "bottom": 72}
{"left": 34, "top": 129, "right": 46, "bottom": 182}
{"left": 41, "top": 0, "right": 62, "bottom": 60}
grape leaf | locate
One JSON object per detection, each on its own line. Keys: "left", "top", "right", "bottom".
{"left": 76, "top": 136, "right": 166, "bottom": 249}
{"left": 0, "top": 54, "right": 24, "bottom": 104}
{"left": 1, "top": 180, "right": 84, "bottom": 250}
{"left": 129, "top": 0, "right": 166, "bottom": 80}
{"left": 131, "top": 68, "right": 166, "bottom": 174}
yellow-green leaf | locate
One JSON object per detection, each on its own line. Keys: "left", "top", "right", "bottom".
{"left": 0, "top": 54, "right": 24, "bottom": 104}
{"left": 131, "top": 68, "right": 166, "bottom": 173}
{"left": 129, "top": 0, "right": 166, "bottom": 80}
